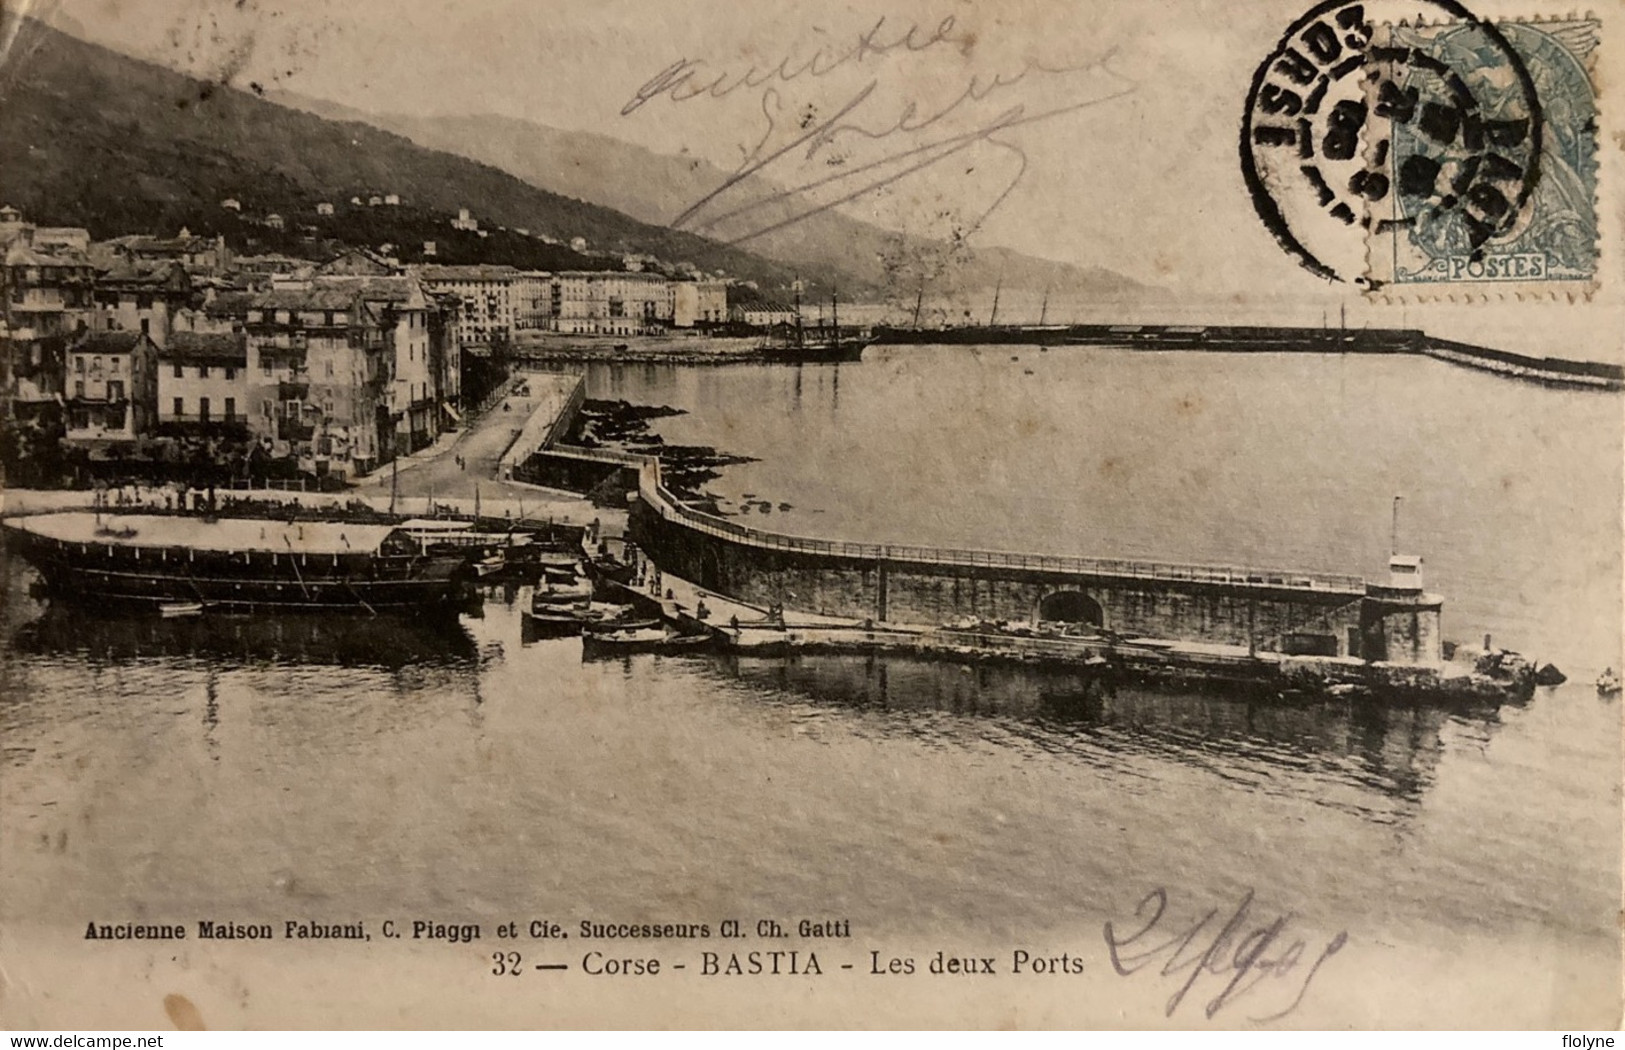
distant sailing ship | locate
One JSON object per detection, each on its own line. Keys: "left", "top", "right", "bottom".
{"left": 759, "top": 280, "right": 869, "bottom": 363}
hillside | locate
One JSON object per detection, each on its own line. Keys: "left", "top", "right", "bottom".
{"left": 270, "top": 93, "right": 1159, "bottom": 308}
{"left": 0, "top": 15, "right": 847, "bottom": 292}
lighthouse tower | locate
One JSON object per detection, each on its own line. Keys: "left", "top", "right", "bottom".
{"left": 1360, "top": 553, "right": 1443, "bottom": 665}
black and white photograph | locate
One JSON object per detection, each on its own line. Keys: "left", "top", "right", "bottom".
{"left": 0, "top": 0, "right": 1620, "bottom": 1030}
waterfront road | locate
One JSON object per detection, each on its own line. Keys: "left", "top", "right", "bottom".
{"left": 358, "top": 370, "right": 581, "bottom": 504}
{"left": 2, "top": 369, "right": 619, "bottom": 535}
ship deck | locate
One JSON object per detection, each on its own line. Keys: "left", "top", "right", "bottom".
{"left": 3, "top": 513, "right": 399, "bottom": 555}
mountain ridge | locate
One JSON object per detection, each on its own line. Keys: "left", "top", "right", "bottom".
{"left": 267, "top": 90, "right": 1160, "bottom": 307}
{"left": 0, "top": 15, "right": 851, "bottom": 293}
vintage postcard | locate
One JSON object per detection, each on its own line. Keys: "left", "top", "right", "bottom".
{"left": 0, "top": 0, "right": 1620, "bottom": 1031}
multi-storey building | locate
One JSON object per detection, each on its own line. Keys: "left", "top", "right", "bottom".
{"left": 243, "top": 276, "right": 458, "bottom": 478}
{"left": 91, "top": 260, "right": 192, "bottom": 347}
{"left": 550, "top": 271, "right": 672, "bottom": 335}
{"left": 413, "top": 264, "right": 515, "bottom": 349}
{"left": 158, "top": 331, "right": 248, "bottom": 434}
{"left": 672, "top": 279, "right": 729, "bottom": 327}
{"left": 63, "top": 330, "right": 159, "bottom": 445}
{"left": 245, "top": 285, "right": 385, "bottom": 478}
{"left": 1, "top": 218, "right": 96, "bottom": 416}
{"left": 512, "top": 270, "right": 552, "bottom": 333}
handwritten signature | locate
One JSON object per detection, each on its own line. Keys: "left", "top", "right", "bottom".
{"left": 619, "top": 15, "right": 1132, "bottom": 245}
{"left": 1103, "top": 887, "right": 1348, "bottom": 1023}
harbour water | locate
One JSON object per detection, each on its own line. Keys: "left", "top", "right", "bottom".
{"left": 2, "top": 346, "right": 1619, "bottom": 1026}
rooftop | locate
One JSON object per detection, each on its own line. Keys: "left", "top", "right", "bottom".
{"left": 74, "top": 330, "right": 151, "bottom": 354}
{"left": 415, "top": 264, "right": 520, "bottom": 282}
{"left": 250, "top": 286, "right": 360, "bottom": 313}
{"left": 163, "top": 331, "right": 247, "bottom": 364}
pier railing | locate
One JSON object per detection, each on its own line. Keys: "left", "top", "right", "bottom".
{"left": 635, "top": 461, "right": 1366, "bottom": 595}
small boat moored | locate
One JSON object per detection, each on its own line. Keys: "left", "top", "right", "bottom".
{"left": 581, "top": 628, "right": 714, "bottom": 658}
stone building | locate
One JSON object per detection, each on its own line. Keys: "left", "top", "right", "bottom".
{"left": 158, "top": 331, "right": 249, "bottom": 435}
{"left": 64, "top": 330, "right": 159, "bottom": 445}
{"left": 413, "top": 264, "right": 516, "bottom": 349}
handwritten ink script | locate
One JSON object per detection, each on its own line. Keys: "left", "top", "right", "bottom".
{"left": 1104, "top": 887, "right": 1348, "bottom": 1022}
{"left": 620, "top": 15, "right": 1132, "bottom": 245}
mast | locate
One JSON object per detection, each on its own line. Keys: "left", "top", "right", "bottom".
{"left": 1039, "top": 285, "right": 1050, "bottom": 326}
{"left": 989, "top": 276, "right": 1002, "bottom": 326}
{"left": 912, "top": 281, "right": 925, "bottom": 328}
{"left": 793, "top": 277, "right": 804, "bottom": 348}
{"left": 389, "top": 456, "right": 398, "bottom": 516}
{"left": 832, "top": 285, "right": 839, "bottom": 352}
{"left": 1391, "top": 495, "right": 1402, "bottom": 555}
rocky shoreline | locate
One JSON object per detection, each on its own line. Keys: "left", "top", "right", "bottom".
{"left": 566, "top": 398, "right": 757, "bottom": 504}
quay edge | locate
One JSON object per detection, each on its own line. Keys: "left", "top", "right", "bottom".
{"left": 622, "top": 460, "right": 1537, "bottom": 703}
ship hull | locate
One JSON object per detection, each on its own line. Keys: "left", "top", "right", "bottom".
{"left": 4, "top": 522, "right": 472, "bottom": 614}
{"left": 758, "top": 339, "right": 870, "bottom": 363}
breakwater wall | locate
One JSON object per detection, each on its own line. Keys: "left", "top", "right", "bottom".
{"left": 627, "top": 461, "right": 1442, "bottom": 665}
{"left": 872, "top": 324, "right": 1623, "bottom": 390}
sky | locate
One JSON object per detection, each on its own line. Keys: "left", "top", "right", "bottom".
{"left": 17, "top": 0, "right": 1625, "bottom": 358}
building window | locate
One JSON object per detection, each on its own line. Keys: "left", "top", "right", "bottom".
{"left": 108, "top": 380, "right": 124, "bottom": 401}
{"left": 262, "top": 400, "right": 273, "bottom": 418}
{"left": 262, "top": 359, "right": 273, "bottom": 376}
{"left": 172, "top": 363, "right": 183, "bottom": 378}
{"left": 110, "top": 357, "right": 121, "bottom": 373}
{"left": 224, "top": 397, "right": 235, "bottom": 421}
{"left": 198, "top": 397, "right": 210, "bottom": 422}
{"left": 74, "top": 380, "right": 84, "bottom": 398}
{"left": 140, "top": 317, "right": 150, "bottom": 335}
{"left": 174, "top": 397, "right": 184, "bottom": 418}
{"left": 75, "top": 356, "right": 85, "bottom": 373}
{"left": 225, "top": 366, "right": 236, "bottom": 381}
{"left": 198, "top": 364, "right": 209, "bottom": 379}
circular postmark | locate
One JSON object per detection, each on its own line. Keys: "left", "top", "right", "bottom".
{"left": 1240, "top": 0, "right": 1544, "bottom": 284}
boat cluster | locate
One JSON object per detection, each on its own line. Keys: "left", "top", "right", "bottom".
{"left": 524, "top": 553, "right": 713, "bottom": 656}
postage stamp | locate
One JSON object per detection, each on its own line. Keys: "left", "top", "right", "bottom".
{"left": 1240, "top": 0, "right": 1600, "bottom": 298}
{"left": 1363, "top": 17, "right": 1601, "bottom": 297}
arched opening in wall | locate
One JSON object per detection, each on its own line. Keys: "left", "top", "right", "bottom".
{"left": 1039, "top": 591, "right": 1103, "bottom": 627}
{"left": 700, "top": 548, "right": 723, "bottom": 591}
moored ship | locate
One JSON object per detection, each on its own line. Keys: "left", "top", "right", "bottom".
{"left": 2, "top": 512, "right": 474, "bottom": 614}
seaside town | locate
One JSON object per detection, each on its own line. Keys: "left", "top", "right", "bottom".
{"left": 1, "top": 3, "right": 1620, "bottom": 1033}
{"left": 0, "top": 199, "right": 793, "bottom": 488}
{"left": 0, "top": 191, "right": 1614, "bottom": 700}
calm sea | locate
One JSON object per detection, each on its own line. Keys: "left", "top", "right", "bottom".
{"left": 3, "top": 347, "right": 1619, "bottom": 1026}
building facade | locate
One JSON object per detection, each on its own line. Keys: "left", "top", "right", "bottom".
{"left": 158, "top": 331, "right": 248, "bottom": 434}
{"left": 2, "top": 216, "right": 96, "bottom": 413}
{"left": 672, "top": 279, "right": 728, "bottom": 327}
{"left": 413, "top": 264, "right": 515, "bottom": 349}
{"left": 242, "top": 276, "right": 458, "bottom": 478}
{"left": 64, "top": 330, "right": 159, "bottom": 445}
{"left": 551, "top": 271, "right": 672, "bottom": 335}
{"left": 91, "top": 261, "right": 192, "bottom": 347}
{"left": 512, "top": 270, "right": 552, "bottom": 333}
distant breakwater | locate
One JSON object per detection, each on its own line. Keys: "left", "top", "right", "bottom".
{"left": 871, "top": 324, "right": 1623, "bottom": 391}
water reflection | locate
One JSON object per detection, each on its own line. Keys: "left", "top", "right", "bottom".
{"left": 706, "top": 651, "right": 1519, "bottom": 816}
{"left": 10, "top": 604, "right": 479, "bottom": 669}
